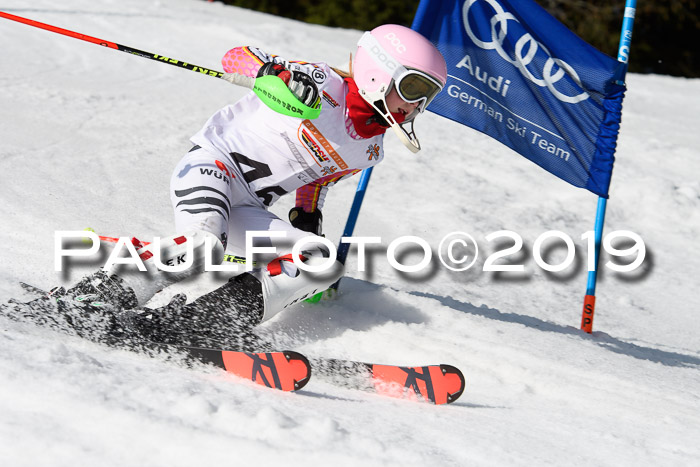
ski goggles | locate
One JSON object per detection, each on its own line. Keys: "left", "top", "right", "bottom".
{"left": 357, "top": 32, "right": 443, "bottom": 111}
{"left": 394, "top": 69, "right": 443, "bottom": 109}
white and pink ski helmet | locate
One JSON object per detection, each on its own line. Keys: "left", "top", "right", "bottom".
{"left": 353, "top": 24, "right": 447, "bottom": 152}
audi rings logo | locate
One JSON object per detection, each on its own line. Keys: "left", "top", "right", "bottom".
{"left": 463, "top": 0, "right": 589, "bottom": 104}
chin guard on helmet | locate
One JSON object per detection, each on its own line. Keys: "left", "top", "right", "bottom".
{"left": 364, "top": 88, "right": 423, "bottom": 153}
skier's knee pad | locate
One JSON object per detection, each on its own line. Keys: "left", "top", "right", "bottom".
{"left": 109, "top": 229, "right": 224, "bottom": 305}
{"left": 254, "top": 254, "right": 344, "bottom": 322}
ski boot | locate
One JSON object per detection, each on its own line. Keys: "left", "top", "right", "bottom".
{"left": 115, "top": 272, "right": 267, "bottom": 350}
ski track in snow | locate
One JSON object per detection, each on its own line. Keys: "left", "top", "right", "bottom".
{"left": 1, "top": 1, "right": 699, "bottom": 465}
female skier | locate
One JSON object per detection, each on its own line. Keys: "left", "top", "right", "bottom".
{"left": 23, "top": 24, "right": 447, "bottom": 346}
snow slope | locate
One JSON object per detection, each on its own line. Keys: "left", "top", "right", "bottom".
{"left": 1, "top": 1, "right": 699, "bottom": 465}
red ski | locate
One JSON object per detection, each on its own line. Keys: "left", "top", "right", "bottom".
{"left": 159, "top": 345, "right": 311, "bottom": 392}
{"left": 312, "top": 359, "right": 466, "bottom": 405}
{"left": 370, "top": 363, "right": 465, "bottom": 405}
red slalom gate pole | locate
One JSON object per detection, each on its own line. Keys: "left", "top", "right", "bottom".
{"left": 0, "top": 11, "right": 225, "bottom": 78}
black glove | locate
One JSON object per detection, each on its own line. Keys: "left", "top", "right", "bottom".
{"left": 257, "top": 62, "right": 320, "bottom": 108}
{"left": 289, "top": 207, "right": 323, "bottom": 236}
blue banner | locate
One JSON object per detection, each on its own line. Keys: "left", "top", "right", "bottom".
{"left": 412, "top": 0, "right": 626, "bottom": 197}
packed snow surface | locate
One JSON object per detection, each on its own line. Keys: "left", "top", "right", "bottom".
{"left": 1, "top": 1, "right": 699, "bottom": 465}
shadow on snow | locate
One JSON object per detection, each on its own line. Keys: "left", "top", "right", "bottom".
{"left": 410, "top": 289, "right": 700, "bottom": 369}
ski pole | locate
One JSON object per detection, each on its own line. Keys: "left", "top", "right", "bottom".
{"left": 0, "top": 11, "right": 320, "bottom": 119}
{"left": 329, "top": 167, "right": 375, "bottom": 293}
{"left": 303, "top": 167, "right": 375, "bottom": 302}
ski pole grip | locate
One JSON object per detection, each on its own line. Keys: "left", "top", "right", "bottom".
{"left": 222, "top": 72, "right": 255, "bottom": 89}
{"left": 222, "top": 73, "right": 321, "bottom": 120}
